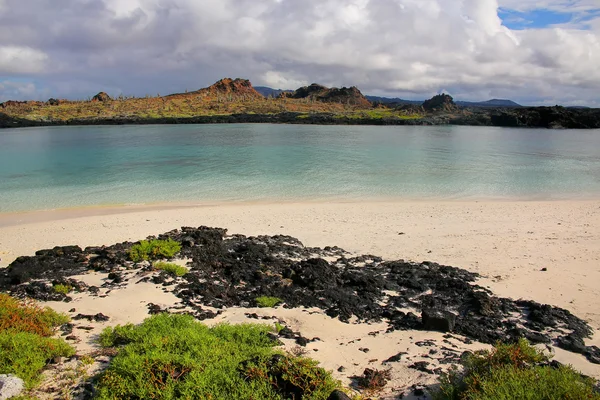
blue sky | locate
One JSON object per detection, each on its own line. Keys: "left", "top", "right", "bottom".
{"left": 499, "top": 9, "right": 574, "bottom": 29}
{"left": 499, "top": 6, "right": 600, "bottom": 30}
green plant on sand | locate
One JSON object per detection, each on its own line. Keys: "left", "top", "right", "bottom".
{"left": 0, "top": 293, "right": 74, "bottom": 387}
{"left": 96, "top": 313, "right": 340, "bottom": 399}
{"left": 53, "top": 283, "right": 73, "bottom": 295}
{"left": 154, "top": 261, "right": 188, "bottom": 277}
{"left": 435, "top": 338, "right": 600, "bottom": 400}
{"left": 129, "top": 238, "right": 181, "bottom": 262}
{"left": 255, "top": 296, "right": 283, "bottom": 308}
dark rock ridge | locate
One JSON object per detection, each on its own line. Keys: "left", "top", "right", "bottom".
{"left": 423, "top": 94, "right": 458, "bottom": 112}
{"left": 281, "top": 83, "right": 371, "bottom": 107}
{"left": 0, "top": 227, "right": 599, "bottom": 365}
{"left": 166, "top": 78, "right": 264, "bottom": 100}
{"left": 92, "top": 92, "right": 112, "bottom": 102}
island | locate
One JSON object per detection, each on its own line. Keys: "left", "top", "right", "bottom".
{"left": 2, "top": 78, "right": 600, "bottom": 129}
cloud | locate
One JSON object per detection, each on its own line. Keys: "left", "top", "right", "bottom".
{"left": 0, "top": 80, "right": 50, "bottom": 102}
{"left": 0, "top": 46, "right": 47, "bottom": 74}
{"left": 498, "top": 0, "right": 599, "bottom": 13}
{"left": 0, "top": 0, "right": 598, "bottom": 105}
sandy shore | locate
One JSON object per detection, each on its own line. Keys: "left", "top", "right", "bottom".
{"left": 1, "top": 200, "right": 599, "bottom": 395}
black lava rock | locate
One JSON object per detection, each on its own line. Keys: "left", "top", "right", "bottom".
{"left": 422, "top": 309, "right": 456, "bottom": 332}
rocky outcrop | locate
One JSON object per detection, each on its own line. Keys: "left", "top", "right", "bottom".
{"left": 0, "top": 375, "right": 24, "bottom": 400}
{"left": 167, "top": 78, "right": 264, "bottom": 101}
{"left": 2, "top": 226, "right": 599, "bottom": 365}
{"left": 0, "top": 100, "right": 43, "bottom": 109}
{"left": 489, "top": 106, "right": 600, "bottom": 129}
{"left": 423, "top": 94, "right": 458, "bottom": 112}
{"left": 282, "top": 83, "right": 371, "bottom": 107}
{"left": 46, "top": 98, "right": 69, "bottom": 106}
{"left": 92, "top": 92, "right": 112, "bottom": 102}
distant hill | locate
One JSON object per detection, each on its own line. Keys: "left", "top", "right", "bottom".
{"left": 367, "top": 95, "right": 521, "bottom": 108}
{"left": 254, "top": 86, "right": 292, "bottom": 98}
{"left": 255, "top": 89, "right": 523, "bottom": 108}
{"left": 365, "top": 95, "right": 422, "bottom": 105}
{"left": 456, "top": 99, "right": 522, "bottom": 108}
{"left": 281, "top": 83, "right": 371, "bottom": 107}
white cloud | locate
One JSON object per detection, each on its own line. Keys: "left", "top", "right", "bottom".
{"left": 0, "top": 46, "right": 47, "bottom": 74}
{"left": 498, "top": 0, "right": 600, "bottom": 13}
{"left": 0, "top": 0, "right": 597, "bottom": 104}
{"left": 0, "top": 80, "right": 50, "bottom": 102}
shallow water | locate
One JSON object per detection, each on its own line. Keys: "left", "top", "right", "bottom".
{"left": 1, "top": 124, "right": 599, "bottom": 212}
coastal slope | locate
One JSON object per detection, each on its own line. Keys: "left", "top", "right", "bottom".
{"left": 2, "top": 78, "right": 600, "bottom": 129}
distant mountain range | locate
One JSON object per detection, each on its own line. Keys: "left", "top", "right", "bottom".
{"left": 254, "top": 86, "right": 292, "bottom": 98}
{"left": 254, "top": 86, "right": 523, "bottom": 108}
{"left": 364, "top": 96, "right": 522, "bottom": 108}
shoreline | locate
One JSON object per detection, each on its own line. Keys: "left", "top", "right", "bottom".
{"left": 3, "top": 107, "right": 600, "bottom": 129}
{"left": 2, "top": 196, "right": 600, "bottom": 227}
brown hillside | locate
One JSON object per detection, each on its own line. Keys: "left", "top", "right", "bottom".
{"left": 281, "top": 83, "right": 371, "bottom": 107}
{"left": 166, "top": 78, "right": 263, "bottom": 101}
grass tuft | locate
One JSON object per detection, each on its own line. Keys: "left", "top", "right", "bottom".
{"left": 129, "top": 238, "right": 181, "bottom": 262}
{"left": 154, "top": 262, "right": 188, "bottom": 277}
{"left": 95, "top": 314, "right": 340, "bottom": 399}
{"left": 435, "top": 338, "right": 600, "bottom": 400}
{"left": 53, "top": 283, "right": 73, "bottom": 295}
{"left": 255, "top": 296, "right": 283, "bottom": 308}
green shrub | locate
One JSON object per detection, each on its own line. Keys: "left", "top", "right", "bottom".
{"left": 129, "top": 239, "right": 181, "bottom": 262}
{"left": 95, "top": 314, "right": 340, "bottom": 399}
{"left": 255, "top": 296, "right": 282, "bottom": 308}
{"left": 154, "top": 262, "right": 187, "bottom": 277}
{"left": 0, "top": 293, "right": 70, "bottom": 337}
{"left": 435, "top": 339, "right": 600, "bottom": 400}
{"left": 53, "top": 284, "right": 72, "bottom": 295}
{"left": 0, "top": 331, "right": 75, "bottom": 387}
{"left": 0, "top": 294, "right": 74, "bottom": 387}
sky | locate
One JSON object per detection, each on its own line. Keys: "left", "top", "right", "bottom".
{"left": 0, "top": 0, "right": 599, "bottom": 106}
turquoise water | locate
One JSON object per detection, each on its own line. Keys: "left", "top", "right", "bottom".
{"left": 0, "top": 124, "right": 599, "bottom": 212}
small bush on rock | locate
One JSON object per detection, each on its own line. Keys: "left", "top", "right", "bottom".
{"left": 129, "top": 239, "right": 181, "bottom": 262}
{"left": 154, "top": 262, "right": 187, "bottom": 277}
{"left": 435, "top": 338, "right": 600, "bottom": 400}
{"left": 52, "top": 284, "right": 72, "bottom": 295}
{"left": 256, "top": 296, "right": 282, "bottom": 308}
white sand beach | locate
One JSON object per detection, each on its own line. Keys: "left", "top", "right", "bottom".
{"left": 1, "top": 200, "right": 599, "bottom": 397}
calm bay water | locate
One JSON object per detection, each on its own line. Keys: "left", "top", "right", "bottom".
{"left": 0, "top": 124, "right": 599, "bottom": 212}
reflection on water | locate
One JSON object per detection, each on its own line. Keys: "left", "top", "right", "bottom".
{"left": 0, "top": 124, "right": 599, "bottom": 211}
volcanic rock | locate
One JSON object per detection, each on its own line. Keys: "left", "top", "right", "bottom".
{"left": 92, "top": 92, "right": 111, "bottom": 102}
{"left": 281, "top": 83, "right": 371, "bottom": 107}
{"left": 422, "top": 309, "right": 456, "bottom": 332}
{"left": 423, "top": 94, "right": 458, "bottom": 112}
{"left": 0, "top": 374, "right": 24, "bottom": 400}
{"left": 2, "top": 226, "right": 599, "bottom": 366}
{"left": 327, "top": 389, "right": 352, "bottom": 400}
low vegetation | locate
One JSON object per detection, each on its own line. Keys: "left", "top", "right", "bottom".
{"left": 0, "top": 293, "right": 70, "bottom": 336}
{"left": 53, "top": 283, "right": 73, "bottom": 295}
{"left": 255, "top": 296, "right": 283, "bottom": 308}
{"left": 96, "top": 314, "right": 340, "bottom": 399}
{"left": 435, "top": 339, "right": 600, "bottom": 400}
{"left": 129, "top": 238, "right": 181, "bottom": 262}
{"left": 154, "top": 261, "right": 188, "bottom": 277}
{"left": 0, "top": 293, "right": 74, "bottom": 387}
